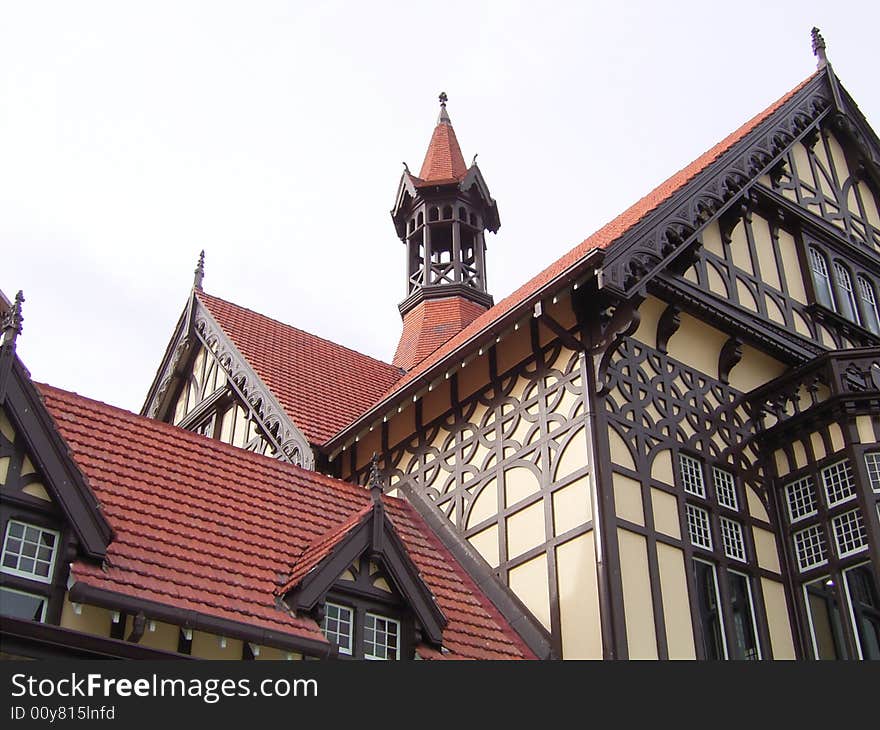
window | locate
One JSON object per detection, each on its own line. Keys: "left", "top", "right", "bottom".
{"left": 866, "top": 452, "right": 880, "bottom": 494}
{"left": 844, "top": 564, "right": 880, "bottom": 660}
{"left": 0, "top": 586, "right": 47, "bottom": 622}
{"left": 804, "top": 576, "right": 848, "bottom": 659}
{"left": 679, "top": 454, "right": 705, "bottom": 497}
{"left": 364, "top": 613, "right": 400, "bottom": 660}
{"left": 785, "top": 475, "right": 818, "bottom": 522}
{"left": 833, "top": 262, "right": 860, "bottom": 324}
{"left": 686, "top": 504, "right": 713, "bottom": 550}
{"left": 809, "top": 247, "right": 835, "bottom": 310}
{"left": 720, "top": 517, "right": 746, "bottom": 562}
{"left": 794, "top": 524, "right": 828, "bottom": 571}
{"left": 729, "top": 571, "right": 761, "bottom": 660}
{"left": 858, "top": 276, "right": 880, "bottom": 335}
{"left": 821, "top": 459, "right": 856, "bottom": 507}
{"left": 693, "top": 560, "right": 726, "bottom": 660}
{"left": 831, "top": 509, "right": 868, "bottom": 558}
{"left": 1, "top": 521, "right": 59, "bottom": 583}
{"left": 321, "top": 602, "right": 354, "bottom": 655}
{"left": 713, "top": 467, "right": 738, "bottom": 510}
{"left": 679, "top": 456, "right": 762, "bottom": 660}
{"left": 319, "top": 599, "right": 406, "bottom": 660}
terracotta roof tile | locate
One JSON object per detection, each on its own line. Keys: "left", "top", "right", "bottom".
{"left": 393, "top": 296, "right": 488, "bottom": 370}
{"left": 196, "top": 291, "right": 403, "bottom": 445}
{"left": 331, "top": 71, "right": 820, "bottom": 441}
{"left": 39, "top": 383, "right": 533, "bottom": 660}
{"left": 418, "top": 118, "right": 468, "bottom": 182}
{"left": 275, "top": 504, "right": 372, "bottom": 595}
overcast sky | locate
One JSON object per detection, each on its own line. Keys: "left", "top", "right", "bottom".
{"left": 2, "top": 1, "right": 878, "bottom": 414}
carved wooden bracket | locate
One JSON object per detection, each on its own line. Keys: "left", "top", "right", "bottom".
{"left": 718, "top": 336, "right": 744, "bottom": 384}
{"left": 656, "top": 304, "right": 681, "bottom": 354}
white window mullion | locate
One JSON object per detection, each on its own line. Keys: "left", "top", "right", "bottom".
{"left": 321, "top": 602, "right": 354, "bottom": 655}
{"left": 1, "top": 521, "right": 60, "bottom": 584}
{"left": 866, "top": 452, "right": 880, "bottom": 494}
{"left": 679, "top": 454, "right": 705, "bottom": 497}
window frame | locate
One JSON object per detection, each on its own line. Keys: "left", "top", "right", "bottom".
{"left": 842, "top": 562, "right": 880, "bottom": 661}
{"left": 319, "top": 590, "right": 412, "bottom": 661}
{"left": 728, "top": 569, "right": 762, "bottom": 660}
{"left": 808, "top": 246, "right": 836, "bottom": 312}
{"left": 1, "top": 520, "right": 60, "bottom": 585}
{"left": 866, "top": 452, "right": 880, "bottom": 494}
{"left": 832, "top": 261, "right": 861, "bottom": 325}
{"left": 677, "top": 453, "right": 766, "bottom": 661}
{"left": 363, "top": 612, "right": 402, "bottom": 661}
{"left": 693, "top": 558, "right": 728, "bottom": 660}
{"left": 803, "top": 239, "right": 880, "bottom": 337}
{"left": 321, "top": 601, "right": 354, "bottom": 656}
{"left": 857, "top": 275, "right": 880, "bottom": 335}
{"left": 0, "top": 585, "right": 48, "bottom": 623}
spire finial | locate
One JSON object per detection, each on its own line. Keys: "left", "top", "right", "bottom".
{"left": 811, "top": 27, "right": 827, "bottom": 68}
{"left": 368, "top": 452, "right": 384, "bottom": 503}
{"left": 0, "top": 290, "right": 24, "bottom": 402}
{"left": 2, "top": 291, "right": 24, "bottom": 340}
{"left": 437, "top": 91, "right": 451, "bottom": 124}
{"left": 194, "top": 250, "right": 205, "bottom": 290}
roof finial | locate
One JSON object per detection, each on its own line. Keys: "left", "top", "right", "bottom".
{"left": 193, "top": 250, "right": 205, "bottom": 290}
{"left": 811, "top": 27, "right": 827, "bottom": 68}
{"left": 368, "top": 452, "right": 384, "bottom": 503}
{"left": 2, "top": 290, "right": 24, "bottom": 346}
{"left": 438, "top": 91, "right": 451, "bottom": 124}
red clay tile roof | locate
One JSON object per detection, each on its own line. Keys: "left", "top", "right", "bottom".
{"left": 418, "top": 116, "right": 468, "bottom": 183}
{"left": 196, "top": 291, "right": 403, "bottom": 446}
{"left": 275, "top": 504, "right": 372, "bottom": 596}
{"left": 393, "top": 296, "right": 489, "bottom": 371}
{"left": 329, "top": 71, "right": 820, "bottom": 444}
{"left": 39, "top": 383, "right": 533, "bottom": 660}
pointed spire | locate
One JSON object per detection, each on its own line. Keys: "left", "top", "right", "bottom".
{"left": 811, "top": 27, "right": 827, "bottom": 68}
{"left": 418, "top": 92, "right": 468, "bottom": 182}
{"left": 193, "top": 250, "right": 205, "bottom": 290}
{"left": 2, "top": 290, "right": 24, "bottom": 346}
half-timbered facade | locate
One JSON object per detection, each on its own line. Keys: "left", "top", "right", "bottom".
{"left": 2, "top": 31, "right": 878, "bottom": 660}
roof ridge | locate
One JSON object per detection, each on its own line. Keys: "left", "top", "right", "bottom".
{"left": 336, "top": 68, "right": 824, "bottom": 432}
{"left": 196, "top": 290, "right": 402, "bottom": 375}
{"left": 36, "top": 382, "right": 371, "bottom": 500}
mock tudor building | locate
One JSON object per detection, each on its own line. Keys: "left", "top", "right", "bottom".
{"left": 1, "top": 31, "right": 879, "bottom": 660}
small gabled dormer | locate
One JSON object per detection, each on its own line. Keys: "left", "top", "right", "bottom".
{"left": 276, "top": 458, "right": 446, "bottom": 659}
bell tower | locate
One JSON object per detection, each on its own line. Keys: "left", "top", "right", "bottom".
{"left": 391, "top": 93, "right": 500, "bottom": 371}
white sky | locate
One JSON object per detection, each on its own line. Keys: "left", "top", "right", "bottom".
{"left": 2, "top": 1, "right": 879, "bottom": 414}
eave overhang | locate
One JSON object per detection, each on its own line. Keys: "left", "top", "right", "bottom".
{"left": 325, "top": 246, "right": 605, "bottom": 455}
{"left": 391, "top": 165, "right": 500, "bottom": 238}
{"left": 67, "top": 581, "right": 337, "bottom": 659}
{"left": 0, "top": 616, "right": 194, "bottom": 660}
{"left": 596, "top": 71, "right": 832, "bottom": 300}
